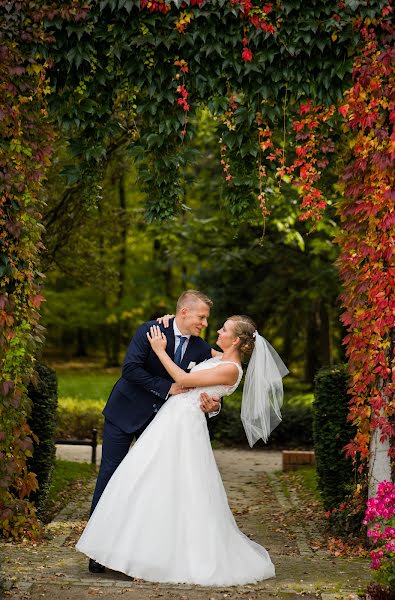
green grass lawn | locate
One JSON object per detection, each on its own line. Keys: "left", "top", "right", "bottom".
{"left": 43, "top": 459, "right": 97, "bottom": 523}
{"left": 294, "top": 465, "right": 321, "bottom": 501}
{"left": 56, "top": 364, "right": 313, "bottom": 407}
{"left": 57, "top": 370, "right": 118, "bottom": 402}
{"left": 276, "top": 465, "right": 321, "bottom": 504}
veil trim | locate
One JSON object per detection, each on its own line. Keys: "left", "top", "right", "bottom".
{"left": 241, "top": 334, "right": 288, "bottom": 447}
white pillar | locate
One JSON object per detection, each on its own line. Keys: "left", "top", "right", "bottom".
{"left": 368, "top": 424, "right": 392, "bottom": 499}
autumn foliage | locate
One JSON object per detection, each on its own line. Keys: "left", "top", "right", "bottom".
{"left": 284, "top": 11, "right": 395, "bottom": 466}
{"left": 278, "top": 11, "right": 395, "bottom": 466}
{"left": 0, "top": 0, "right": 53, "bottom": 539}
{"left": 0, "top": 0, "right": 87, "bottom": 539}
{"left": 0, "top": 0, "right": 394, "bottom": 540}
{"left": 338, "top": 21, "right": 395, "bottom": 463}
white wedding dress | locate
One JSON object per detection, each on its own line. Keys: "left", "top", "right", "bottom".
{"left": 76, "top": 357, "right": 275, "bottom": 586}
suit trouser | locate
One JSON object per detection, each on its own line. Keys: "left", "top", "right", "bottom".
{"left": 90, "top": 415, "right": 155, "bottom": 516}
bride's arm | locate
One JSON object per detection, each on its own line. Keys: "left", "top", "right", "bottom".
{"left": 147, "top": 326, "right": 238, "bottom": 387}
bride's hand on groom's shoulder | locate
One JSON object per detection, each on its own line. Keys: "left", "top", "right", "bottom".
{"left": 156, "top": 314, "right": 174, "bottom": 328}
{"left": 147, "top": 325, "right": 167, "bottom": 353}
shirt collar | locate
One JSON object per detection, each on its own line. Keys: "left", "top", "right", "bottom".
{"left": 173, "top": 319, "right": 191, "bottom": 341}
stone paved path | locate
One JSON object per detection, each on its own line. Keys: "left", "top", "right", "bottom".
{"left": 0, "top": 449, "right": 369, "bottom": 600}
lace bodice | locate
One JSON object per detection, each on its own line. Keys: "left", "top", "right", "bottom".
{"left": 185, "top": 356, "right": 243, "bottom": 400}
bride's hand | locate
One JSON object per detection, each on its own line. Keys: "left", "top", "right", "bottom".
{"left": 147, "top": 325, "right": 167, "bottom": 354}
{"left": 156, "top": 314, "right": 174, "bottom": 328}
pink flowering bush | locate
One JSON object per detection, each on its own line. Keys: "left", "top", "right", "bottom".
{"left": 363, "top": 481, "right": 395, "bottom": 592}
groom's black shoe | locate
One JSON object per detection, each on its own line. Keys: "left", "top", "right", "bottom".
{"left": 89, "top": 559, "right": 105, "bottom": 573}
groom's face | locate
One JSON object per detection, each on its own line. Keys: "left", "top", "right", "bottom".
{"left": 179, "top": 300, "right": 210, "bottom": 336}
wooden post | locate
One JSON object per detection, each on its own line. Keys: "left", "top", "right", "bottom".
{"left": 91, "top": 429, "right": 97, "bottom": 465}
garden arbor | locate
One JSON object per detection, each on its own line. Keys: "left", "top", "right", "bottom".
{"left": 0, "top": 0, "right": 394, "bottom": 538}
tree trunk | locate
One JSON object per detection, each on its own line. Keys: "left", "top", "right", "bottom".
{"left": 304, "top": 302, "right": 332, "bottom": 384}
{"left": 281, "top": 313, "right": 295, "bottom": 366}
{"left": 110, "top": 173, "right": 128, "bottom": 367}
{"left": 117, "top": 173, "right": 127, "bottom": 303}
{"left": 153, "top": 238, "right": 173, "bottom": 298}
{"left": 318, "top": 300, "right": 331, "bottom": 367}
{"left": 103, "top": 325, "right": 112, "bottom": 366}
{"left": 304, "top": 306, "right": 320, "bottom": 385}
{"left": 75, "top": 327, "right": 88, "bottom": 357}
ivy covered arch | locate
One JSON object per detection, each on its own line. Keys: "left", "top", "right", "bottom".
{"left": 0, "top": 0, "right": 394, "bottom": 538}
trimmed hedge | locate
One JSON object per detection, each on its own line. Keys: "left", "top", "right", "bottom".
{"left": 269, "top": 401, "right": 314, "bottom": 449}
{"left": 27, "top": 364, "right": 58, "bottom": 518}
{"left": 56, "top": 397, "right": 104, "bottom": 440}
{"left": 56, "top": 395, "right": 313, "bottom": 449}
{"left": 313, "top": 365, "right": 357, "bottom": 510}
{"left": 208, "top": 398, "right": 314, "bottom": 449}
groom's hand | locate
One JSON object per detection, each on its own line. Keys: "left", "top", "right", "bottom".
{"left": 200, "top": 393, "right": 221, "bottom": 413}
{"left": 169, "top": 383, "right": 189, "bottom": 395}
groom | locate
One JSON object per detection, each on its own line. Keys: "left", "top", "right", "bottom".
{"left": 89, "top": 289, "right": 220, "bottom": 573}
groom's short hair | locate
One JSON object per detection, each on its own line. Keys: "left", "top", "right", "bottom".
{"left": 176, "top": 290, "right": 213, "bottom": 312}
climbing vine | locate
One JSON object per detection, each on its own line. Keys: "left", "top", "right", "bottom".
{"left": 338, "top": 19, "right": 395, "bottom": 464}
{"left": 0, "top": 0, "right": 88, "bottom": 539}
{"left": 0, "top": 0, "right": 394, "bottom": 538}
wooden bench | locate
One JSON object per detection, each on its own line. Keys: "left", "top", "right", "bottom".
{"left": 55, "top": 429, "right": 98, "bottom": 464}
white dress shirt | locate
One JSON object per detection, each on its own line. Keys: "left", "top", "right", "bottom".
{"left": 173, "top": 320, "right": 191, "bottom": 362}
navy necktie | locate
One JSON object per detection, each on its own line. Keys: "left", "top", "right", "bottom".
{"left": 174, "top": 335, "right": 187, "bottom": 366}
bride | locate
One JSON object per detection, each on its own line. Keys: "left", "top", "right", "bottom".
{"left": 76, "top": 315, "right": 288, "bottom": 586}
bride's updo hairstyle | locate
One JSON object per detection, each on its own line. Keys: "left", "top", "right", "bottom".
{"left": 229, "top": 315, "right": 257, "bottom": 363}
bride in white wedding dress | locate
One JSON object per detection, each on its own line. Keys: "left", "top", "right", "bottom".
{"left": 77, "top": 315, "right": 287, "bottom": 586}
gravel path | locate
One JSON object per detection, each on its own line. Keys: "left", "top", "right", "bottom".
{"left": 1, "top": 448, "right": 369, "bottom": 600}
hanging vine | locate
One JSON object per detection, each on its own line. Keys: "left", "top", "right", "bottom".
{"left": 1, "top": 0, "right": 394, "bottom": 539}
{"left": 0, "top": 0, "right": 89, "bottom": 539}
{"left": 338, "top": 19, "right": 395, "bottom": 465}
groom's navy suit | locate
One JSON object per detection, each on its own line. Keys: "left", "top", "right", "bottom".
{"left": 91, "top": 318, "right": 212, "bottom": 513}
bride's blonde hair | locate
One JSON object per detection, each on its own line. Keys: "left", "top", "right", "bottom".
{"left": 228, "top": 315, "right": 256, "bottom": 363}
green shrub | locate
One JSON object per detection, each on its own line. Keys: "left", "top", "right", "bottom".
{"left": 57, "top": 382, "right": 314, "bottom": 449}
{"left": 56, "top": 397, "right": 104, "bottom": 440}
{"left": 208, "top": 392, "right": 314, "bottom": 448}
{"left": 268, "top": 401, "right": 314, "bottom": 449}
{"left": 208, "top": 402, "right": 246, "bottom": 446}
{"left": 27, "top": 363, "right": 58, "bottom": 518}
{"left": 313, "top": 365, "right": 358, "bottom": 511}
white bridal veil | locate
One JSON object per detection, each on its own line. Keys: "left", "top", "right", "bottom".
{"left": 241, "top": 333, "right": 289, "bottom": 447}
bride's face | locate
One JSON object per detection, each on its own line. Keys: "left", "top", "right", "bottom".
{"left": 216, "top": 320, "right": 238, "bottom": 351}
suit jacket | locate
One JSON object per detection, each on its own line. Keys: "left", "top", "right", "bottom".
{"left": 103, "top": 318, "right": 212, "bottom": 433}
